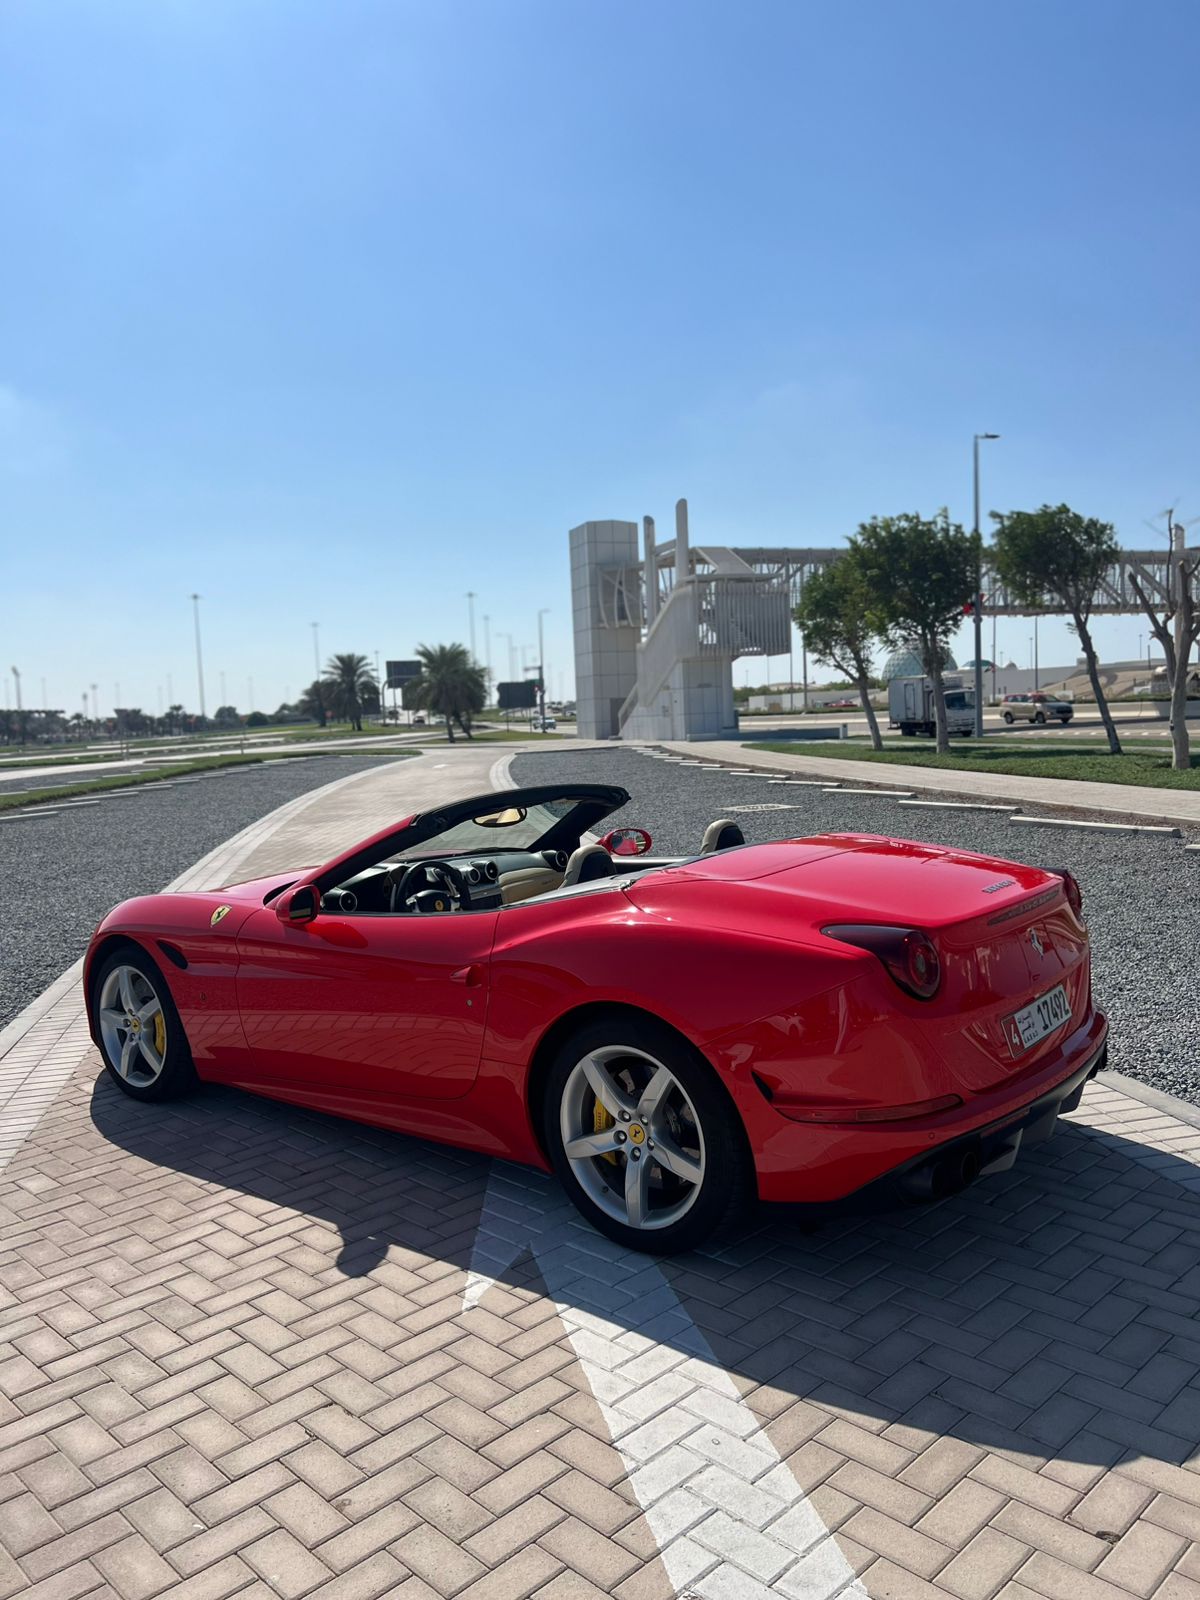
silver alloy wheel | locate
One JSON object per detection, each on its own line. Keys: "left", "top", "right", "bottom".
{"left": 560, "top": 1045, "right": 706, "bottom": 1231}
{"left": 98, "top": 965, "right": 168, "bottom": 1086}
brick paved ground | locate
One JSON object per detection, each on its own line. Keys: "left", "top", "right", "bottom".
{"left": 2, "top": 750, "right": 1199, "bottom": 1599}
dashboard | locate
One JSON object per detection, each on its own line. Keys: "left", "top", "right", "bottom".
{"left": 321, "top": 848, "right": 570, "bottom": 916}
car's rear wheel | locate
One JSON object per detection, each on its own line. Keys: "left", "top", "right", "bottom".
{"left": 94, "top": 947, "right": 197, "bottom": 1101}
{"left": 1003, "top": 711, "right": 1015, "bottom": 723}
{"left": 544, "top": 1016, "right": 754, "bottom": 1253}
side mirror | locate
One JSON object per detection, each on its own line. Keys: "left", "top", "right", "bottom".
{"left": 599, "top": 826, "right": 653, "bottom": 858}
{"left": 276, "top": 884, "right": 320, "bottom": 925}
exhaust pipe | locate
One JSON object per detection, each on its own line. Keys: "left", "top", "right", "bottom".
{"left": 905, "top": 1142, "right": 983, "bottom": 1202}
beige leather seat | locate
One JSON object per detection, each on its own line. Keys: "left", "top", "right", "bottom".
{"left": 560, "top": 843, "right": 618, "bottom": 888}
{"left": 701, "top": 818, "right": 745, "bottom": 853}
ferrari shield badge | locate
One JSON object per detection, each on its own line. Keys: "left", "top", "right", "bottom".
{"left": 210, "top": 905, "right": 231, "bottom": 927}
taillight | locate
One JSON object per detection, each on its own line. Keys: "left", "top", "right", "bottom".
{"left": 1054, "top": 869, "right": 1084, "bottom": 918}
{"left": 823, "top": 924, "right": 942, "bottom": 1000}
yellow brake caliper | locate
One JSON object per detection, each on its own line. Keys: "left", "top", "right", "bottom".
{"left": 154, "top": 1012, "right": 167, "bottom": 1060}
{"left": 593, "top": 1099, "right": 617, "bottom": 1163}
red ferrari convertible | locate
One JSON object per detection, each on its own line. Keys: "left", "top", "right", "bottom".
{"left": 85, "top": 781, "right": 1107, "bottom": 1251}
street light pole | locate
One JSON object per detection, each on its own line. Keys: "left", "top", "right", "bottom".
{"left": 190, "top": 593, "right": 206, "bottom": 720}
{"left": 972, "top": 433, "right": 1000, "bottom": 737}
{"left": 537, "top": 608, "right": 550, "bottom": 723}
{"left": 10, "top": 666, "right": 22, "bottom": 745}
{"left": 482, "top": 615, "right": 492, "bottom": 698}
{"left": 466, "top": 592, "right": 477, "bottom": 663}
{"left": 311, "top": 622, "right": 320, "bottom": 679}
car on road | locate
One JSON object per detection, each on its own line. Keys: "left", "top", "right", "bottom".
{"left": 85, "top": 782, "right": 1107, "bottom": 1252}
{"left": 529, "top": 715, "right": 557, "bottom": 731}
{"left": 1000, "top": 692, "right": 1073, "bottom": 725}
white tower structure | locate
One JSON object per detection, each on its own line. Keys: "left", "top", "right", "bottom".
{"left": 570, "top": 520, "right": 642, "bottom": 739}
{"left": 571, "top": 499, "right": 800, "bottom": 740}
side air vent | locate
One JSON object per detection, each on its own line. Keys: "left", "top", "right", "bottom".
{"left": 158, "top": 942, "right": 188, "bottom": 971}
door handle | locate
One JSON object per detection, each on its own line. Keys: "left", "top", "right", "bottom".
{"left": 451, "top": 965, "right": 483, "bottom": 987}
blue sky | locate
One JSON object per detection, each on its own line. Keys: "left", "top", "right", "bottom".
{"left": 3, "top": 0, "right": 1198, "bottom": 715}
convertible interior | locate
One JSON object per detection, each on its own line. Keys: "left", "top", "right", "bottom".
{"left": 296, "top": 784, "right": 750, "bottom": 919}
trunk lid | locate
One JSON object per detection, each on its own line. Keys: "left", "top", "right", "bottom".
{"left": 637, "top": 834, "right": 1089, "bottom": 1091}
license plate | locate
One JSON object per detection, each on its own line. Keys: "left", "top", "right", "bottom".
{"left": 1004, "top": 984, "right": 1071, "bottom": 1058}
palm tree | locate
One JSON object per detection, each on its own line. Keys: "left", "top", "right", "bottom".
{"left": 322, "top": 654, "right": 376, "bottom": 731}
{"left": 410, "top": 643, "right": 487, "bottom": 741}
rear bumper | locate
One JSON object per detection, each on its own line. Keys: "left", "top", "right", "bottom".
{"left": 750, "top": 1011, "right": 1107, "bottom": 1204}
{"left": 861, "top": 1038, "right": 1105, "bottom": 1207}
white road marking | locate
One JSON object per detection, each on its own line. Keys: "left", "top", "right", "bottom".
{"left": 465, "top": 1163, "right": 867, "bottom": 1599}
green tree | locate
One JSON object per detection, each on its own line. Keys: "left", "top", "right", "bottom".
{"left": 410, "top": 643, "right": 487, "bottom": 741}
{"left": 853, "top": 510, "right": 976, "bottom": 754}
{"left": 213, "top": 704, "right": 240, "bottom": 729}
{"left": 992, "top": 505, "right": 1122, "bottom": 755}
{"left": 794, "top": 553, "right": 885, "bottom": 750}
{"left": 322, "top": 653, "right": 376, "bottom": 731}
{"left": 298, "top": 679, "right": 331, "bottom": 728}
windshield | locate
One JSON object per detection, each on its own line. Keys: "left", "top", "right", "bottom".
{"left": 386, "top": 798, "right": 582, "bottom": 860}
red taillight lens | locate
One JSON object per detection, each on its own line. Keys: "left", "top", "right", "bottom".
{"left": 823, "top": 924, "right": 942, "bottom": 1000}
{"left": 1055, "top": 869, "right": 1084, "bottom": 918}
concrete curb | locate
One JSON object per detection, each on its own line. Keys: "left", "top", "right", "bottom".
{"left": 1098, "top": 1069, "right": 1200, "bottom": 1133}
{"left": 1010, "top": 816, "right": 1182, "bottom": 837}
{"left": 660, "top": 739, "right": 1200, "bottom": 831}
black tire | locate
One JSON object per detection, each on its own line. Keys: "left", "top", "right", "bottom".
{"left": 1034, "top": 710, "right": 1046, "bottom": 724}
{"left": 92, "top": 944, "right": 198, "bottom": 1101}
{"left": 543, "top": 1014, "right": 755, "bottom": 1254}
{"left": 1003, "top": 711, "right": 1014, "bottom": 723}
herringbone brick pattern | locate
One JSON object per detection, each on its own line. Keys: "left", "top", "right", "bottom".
{"left": 2, "top": 1047, "right": 1200, "bottom": 1598}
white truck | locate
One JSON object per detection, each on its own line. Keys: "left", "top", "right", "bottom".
{"left": 888, "top": 674, "right": 975, "bottom": 737}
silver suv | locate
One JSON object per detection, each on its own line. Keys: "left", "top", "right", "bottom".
{"left": 1000, "top": 693, "right": 1073, "bottom": 725}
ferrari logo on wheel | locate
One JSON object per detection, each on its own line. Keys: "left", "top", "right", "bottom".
{"left": 628, "top": 1123, "right": 646, "bottom": 1145}
{"left": 211, "top": 905, "right": 231, "bottom": 927}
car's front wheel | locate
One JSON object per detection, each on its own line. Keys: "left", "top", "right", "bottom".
{"left": 94, "top": 947, "right": 197, "bottom": 1101}
{"left": 1003, "top": 711, "right": 1015, "bottom": 723}
{"left": 544, "top": 1016, "right": 754, "bottom": 1252}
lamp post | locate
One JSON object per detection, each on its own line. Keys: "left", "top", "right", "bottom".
{"left": 972, "top": 433, "right": 1000, "bottom": 737}
{"left": 311, "top": 622, "right": 320, "bottom": 679}
{"left": 190, "top": 594, "right": 206, "bottom": 720}
{"left": 536, "top": 608, "right": 550, "bottom": 724}
{"left": 10, "top": 666, "right": 22, "bottom": 745}
{"left": 465, "top": 592, "right": 477, "bottom": 663}
{"left": 482, "top": 615, "right": 492, "bottom": 698}
{"left": 498, "top": 632, "right": 515, "bottom": 682}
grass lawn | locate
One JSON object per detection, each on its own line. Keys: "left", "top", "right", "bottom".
{"left": 746, "top": 739, "right": 1200, "bottom": 790}
{"left": 0, "top": 748, "right": 413, "bottom": 814}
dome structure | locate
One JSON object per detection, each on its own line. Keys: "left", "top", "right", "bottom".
{"left": 880, "top": 643, "right": 958, "bottom": 682}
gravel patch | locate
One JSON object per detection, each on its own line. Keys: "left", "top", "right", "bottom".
{"left": 0, "top": 755, "right": 399, "bottom": 1029}
{"left": 513, "top": 746, "right": 1200, "bottom": 1107}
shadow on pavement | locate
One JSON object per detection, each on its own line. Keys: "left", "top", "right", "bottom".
{"left": 89, "top": 1069, "right": 1200, "bottom": 1476}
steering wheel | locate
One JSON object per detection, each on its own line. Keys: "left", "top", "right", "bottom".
{"left": 388, "top": 861, "right": 467, "bottom": 914}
